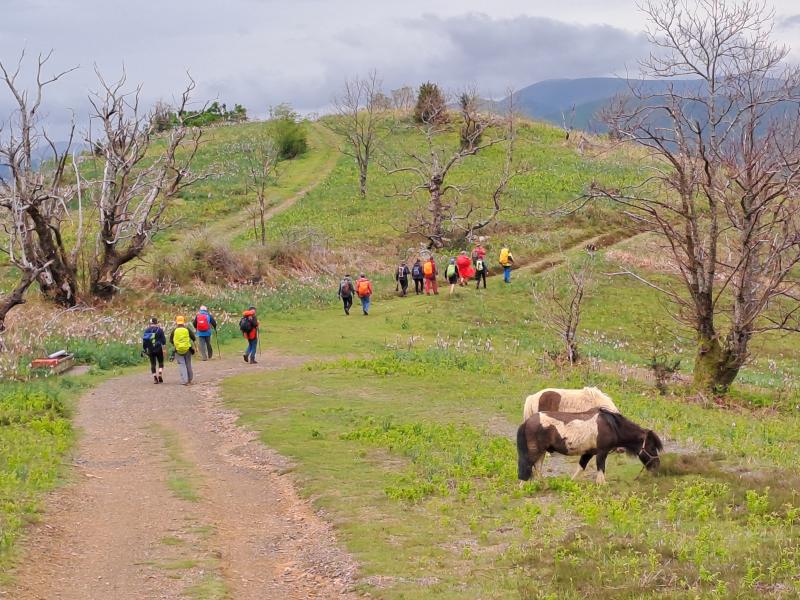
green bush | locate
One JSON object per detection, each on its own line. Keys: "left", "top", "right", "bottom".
{"left": 269, "top": 104, "right": 308, "bottom": 160}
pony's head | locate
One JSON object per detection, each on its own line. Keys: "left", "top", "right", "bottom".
{"left": 516, "top": 423, "right": 533, "bottom": 481}
{"left": 638, "top": 430, "right": 663, "bottom": 471}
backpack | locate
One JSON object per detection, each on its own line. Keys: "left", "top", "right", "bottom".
{"left": 423, "top": 260, "right": 434, "bottom": 277}
{"left": 340, "top": 279, "right": 352, "bottom": 296}
{"left": 196, "top": 312, "right": 210, "bottom": 332}
{"left": 173, "top": 326, "right": 192, "bottom": 355}
{"left": 412, "top": 264, "right": 422, "bottom": 278}
{"left": 357, "top": 279, "right": 371, "bottom": 297}
{"left": 239, "top": 316, "right": 255, "bottom": 334}
{"left": 476, "top": 258, "right": 484, "bottom": 272}
{"left": 471, "top": 249, "right": 479, "bottom": 262}
{"left": 446, "top": 263, "right": 457, "bottom": 278}
{"left": 397, "top": 266, "right": 406, "bottom": 279}
{"left": 499, "top": 248, "right": 510, "bottom": 265}
{"left": 142, "top": 327, "right": 160, "bottom": 352}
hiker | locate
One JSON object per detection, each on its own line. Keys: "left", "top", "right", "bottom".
{"left": 475, "top": 253, "right": 488, "bottom": 289}
{"left": 423, "top": 256, "right": 439, "bottom": 295}
{"left": 338, "top": 274, "right": 356, "bottom": 315}
{"left": 411, "top": 258, "right": 425, "bottom": 295}
{"left": 395, "top": 261, "right": 410, "bottom": 297}
{"left": 456, "top": 251, "right": 474, "bottom": 286}
{"left": 192, "top": 305, "right": 217, "bottom": 361}
{"left": 142, "top": 317, "right": 167, "bottom": 384}
{"left": 355, "top": 273, "right": 373, "bottom": 315}
{"left": 445, "top": 258, "right": 459, "bottom": 295}
{"left": 472, "top": 243, "right": 487, "bottom": 266}
{"left": 169, "top": 315, "right": 196, "bottom": 385}
{"left": 240, "top": 306, "right": 260, "bottom": 364}
{"left": 499, "top": 245, "right": 515, "bottom": 283}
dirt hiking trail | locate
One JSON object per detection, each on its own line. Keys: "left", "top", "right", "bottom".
{"left": 8, "top": 352, "right": 358, "bottom": 600}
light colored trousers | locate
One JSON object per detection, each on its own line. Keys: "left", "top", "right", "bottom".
{"left": 176, "top": 352, "right": 194, "bottom": 384}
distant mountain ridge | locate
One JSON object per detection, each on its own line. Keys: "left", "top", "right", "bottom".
{"left": 508, "top": 77, "right": 703, "bottom": 132}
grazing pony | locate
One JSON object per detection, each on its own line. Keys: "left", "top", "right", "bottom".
{"left": 516, "top": 408, "right": 663, "bottom": 484}
{"left": 522, "top": 387, "right": 618, "bottom": 421}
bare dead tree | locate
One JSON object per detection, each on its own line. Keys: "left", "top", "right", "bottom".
{"left": 384, "top": 92, "right": 508, "bottom": 248}
{"left": 325, "top": 71, "right": 387, "bottom": 197}
{"left": 532, "top": 253, "right": 595, "bottom": 365}
{"left": 451, "top": 92, "right": 529, "bottom": 242}
{"left": 390, "top": 86, "right": 415, "bottom": 112}
{"left": 459, "top": 90, "right": 483, "bottom": 151}
{"left": 561, "top": 104, "right": 576, "bottom": 141}
{"left": 238, "top": 135, "right": 279, "bottom": 246}
{"left": 0, "top": 50, "right": 80, "bottom": 311}
{"left": 590, "top": 0, "right": 800, "bottom": 392}
{"left": 85, "top": 70, "right": 205, "bottom": 299}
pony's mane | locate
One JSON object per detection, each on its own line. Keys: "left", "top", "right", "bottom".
{"left": 585, "top": 387, "right": 611, "bottom": 403}
{"left": 598, "top": 409, "right": 651, "bottom": 455}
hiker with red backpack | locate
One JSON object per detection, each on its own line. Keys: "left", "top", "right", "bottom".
{"left": 423, "top": 256, "right": 438, "bottom": 295}
{"left": 411, "top": 258, "right": 424, "bottom": 294}
{"left": 395, "top": 261, "right": 410, "bottom": 297}
{"left": 338, "top": 274, "right": 356, "bottom": 315}
{"left": 142, "top": 317, "right": 167, "bottom": 384}
{"left": 192, "top": 305, "right": 217, "bottom": 361}
{"left": 355, "top": 273, "right": 373, "bottom": 315}
{"left": 240, "top": 307, "right": 260, "bottom": 364}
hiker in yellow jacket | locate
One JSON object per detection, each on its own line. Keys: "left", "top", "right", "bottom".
{"left": 499, "top": 245, "right": 514, "bottom": 283}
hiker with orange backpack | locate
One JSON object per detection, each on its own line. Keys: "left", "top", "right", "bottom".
{"left": 423, "top": 256, "right": 438, "bottom": 295}
{"left": 240, "top": 307, "right": 260, "bottom": 364}
{"left": 192, "top": 305, "right": 217, "bottom": 361}
{"left": 355, "top": 273, "right": 373, "bottom": 315}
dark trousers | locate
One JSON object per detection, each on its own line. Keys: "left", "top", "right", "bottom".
{"left": 148, "top": 350, "right": 164, "bottom": 374}
{"left": 398, "top": 278, "right": 408, "bottom": 296}
{"left": 476, "top": 269, "right": 487, "bottom": 289}
{"left": 342, "top": 295, "right": 353, "bottom": 314}
{"left": 413, "top": 278, "right": 424, "bottom": 294}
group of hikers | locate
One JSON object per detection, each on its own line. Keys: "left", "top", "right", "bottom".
{"left": 141, "top": 305, "right": 260, "bottom": 385}
{"left": 336, "top": 243, "right": 515, "bottom": 315}
{"left": 141, "top": 243, "right": 515, "bottom": 381}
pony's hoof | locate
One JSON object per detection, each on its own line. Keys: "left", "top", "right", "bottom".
{"left": 595, "top": 472, "right": 607, "bottom": 485}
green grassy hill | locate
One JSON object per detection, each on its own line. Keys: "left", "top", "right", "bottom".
{"left": 4, "top": 114, "right": 800, "bottom": 598}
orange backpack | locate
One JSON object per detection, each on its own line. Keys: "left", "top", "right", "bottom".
{"left": 357, "top": 279, "right": 371, "bottom": 297}
{"left": 423, "top": 260, "right": 434, "bottom": 277}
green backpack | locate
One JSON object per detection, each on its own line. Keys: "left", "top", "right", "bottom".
{"left": 173, "top": 327, "right": 192, "bottom": 355}
{"left": 446, "top": 264, "right": 457, "bottom": 278}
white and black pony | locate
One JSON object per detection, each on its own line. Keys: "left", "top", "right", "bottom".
{"left": 516, "top": 408, "right": 663, "bottom": 484}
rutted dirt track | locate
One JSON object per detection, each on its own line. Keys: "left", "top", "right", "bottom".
{"left": 9, "top": 353, "right": 358, "bottom": 600}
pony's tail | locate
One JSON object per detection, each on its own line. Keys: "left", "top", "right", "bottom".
{"left": 517, "top": 423, "right": 533, "bottom": 481}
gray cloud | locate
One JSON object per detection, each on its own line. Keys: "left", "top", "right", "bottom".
{"left": 0, "top": 2, "right": 647, "bottom": 137}
{"left": 780, "top": 14, "right": 800, "bottom": 29}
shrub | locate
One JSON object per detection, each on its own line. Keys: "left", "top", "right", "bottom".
{"left": 269, "top": 104, "right": 308, "bottom": 160}
{"left": 414, "top": 82, "right": 448, "bottom": 125}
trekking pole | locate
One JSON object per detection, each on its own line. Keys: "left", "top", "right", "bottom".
{"left": 215, "top": 328, "right": 221, "bottom": 359}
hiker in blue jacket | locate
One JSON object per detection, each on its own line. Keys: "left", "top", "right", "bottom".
{"left": 192, "top": 305, "right": 218, "bottom": 361}
{"left": 142, "top": 317, "right": 167, "bottom": 384}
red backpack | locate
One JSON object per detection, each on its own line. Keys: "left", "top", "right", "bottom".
{"left": 196, "top": 313, "right": 210, "bottom": 332}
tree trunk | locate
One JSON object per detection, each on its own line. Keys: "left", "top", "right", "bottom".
{"left": 0, "top": 271, "right": 39, "bottom": 337}
{"left": 90, "top": 256, "right": 122, "bottom": 300}
{"left": 259, "top": 194, "right": 266, "bottom": 247}
{"left": 27, "top": 208, "right": 78, "bottom": 306}
{"left": 429, "top": 178, "right": 445, "bottom": 248}
{"left": 692, "top": 335, "right": 742, "bottom": 393}
{"left": 359, "top": 167, "right": 367, "bottom": 197}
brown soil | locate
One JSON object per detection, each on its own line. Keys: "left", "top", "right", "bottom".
{"left": 8, "top": 352, "right": 358, "bottom": 600}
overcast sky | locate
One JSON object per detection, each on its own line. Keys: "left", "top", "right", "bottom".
{"left": 2, "top": 0, "right": 800, "bottom": 134}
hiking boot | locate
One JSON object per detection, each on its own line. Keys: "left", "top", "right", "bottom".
{"left": 158, "top": 375, "right": 163, "bottom": 383}
{"left": 249, "top": 357, "right": 258, "bottom": 364}
{"left": 243, "top": 354, "right": 249, "bottom": 363}
{"left": 153, "top": 376, "right": 159, "bottom": 384}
